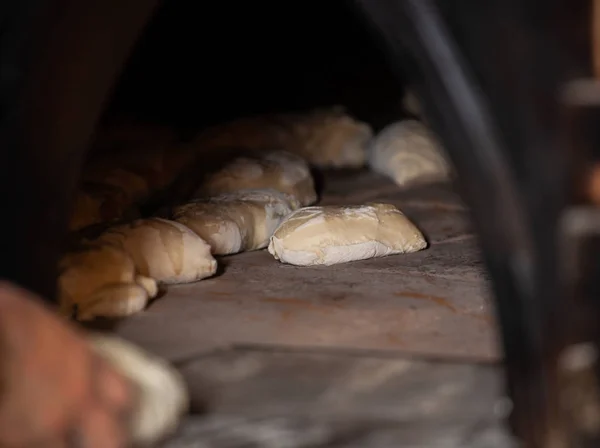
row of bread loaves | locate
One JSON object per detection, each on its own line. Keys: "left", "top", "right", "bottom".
{"left": 59, "top": 149, "right": 316, "bottom": 321}
{"left": 61, "top": 108, "right": 448, "bottom": 320}
{"left": 70, "top": 104, "right": 451, "bottom": 234}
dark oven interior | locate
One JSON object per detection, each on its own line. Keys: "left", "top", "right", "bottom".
{"left": 100, "top": 0, "right": 410, "bottom": 132}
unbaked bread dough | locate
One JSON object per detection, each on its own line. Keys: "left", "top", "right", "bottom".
{"left": 89, "top": 334, "right": 189, "bottom": 446}
{"left": 196, "top": 150, "right": 317, "bottom": 206}
{"left": 368, "top": 120, "right": 451, "bottom": 188}
{"left": 173, "top": 189, "right": 301, "bottom": 255}
{"left": 98, "top": 217, "right": 217, "bottom": 284}
{"left": 58, "top": 244, "right": 158, "bottom": 321}
{"left": 268, "top": 203, "right": 427, "bottom": 266}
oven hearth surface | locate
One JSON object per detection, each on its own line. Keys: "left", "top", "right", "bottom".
{"left": 105, "top": 169, "right": 497, "bottom": 362}
{"left": 90, "top": 169, "right": 503, "bottom": 446}
{"left": 166, "top": 349, "right": 511, "bottom": 448}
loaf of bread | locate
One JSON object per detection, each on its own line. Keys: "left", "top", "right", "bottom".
{"left": 368, "top": 120, "right": 452, "bottom": 188}
{"left": 173, "top": 189, "right": 300, "bottom": 255}
{"left": 268, "top": 203, "right": 427, "bottom": 266}
{"left": 282, "top": 107, "right": 373, "bottom": 168}
{"left": 97, "top": 218, "right": 217, "bottom": 285}
{"left": 60, "top": 217, "right": 217, "bottom": 320}
{"left": 58, "top": 244, "right": 158, "bottom": 321}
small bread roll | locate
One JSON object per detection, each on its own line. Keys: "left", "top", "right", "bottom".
{"left": 268, "top": 203, "right": 427, "bottom": 266}
{"left": 173, "top": 189, "right": 301, "bottom": 255}
{"left": 58, "top": 244, "right": 158, "bottom": 321}
{"left": 285, "top": 106, "right": 373, "bottom": 168}
{"left": 88, "top": 334, "right": 189, "bottom": 446}
{"left": 196, "top": 150, "right": 317, "bottom": 206}
{"left": 368, "top": 120, "right": 451, "bottom": 188}
{"left": 98, "top": 218, "right": 217, "bottom": 284}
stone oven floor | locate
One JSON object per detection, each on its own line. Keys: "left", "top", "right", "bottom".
{"left": 112, "top": 169, "right": 499, "bottom": 363}
{"left": 102, "top": 170, "right": 509, "bottom": 446}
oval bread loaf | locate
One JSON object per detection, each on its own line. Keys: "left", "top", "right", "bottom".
{"left": 268, "top": 203, "right": 427, "bottom": 266}
{"left": 98, "top": 218, "right": 217, "bottom": 284}
{"left": 173, "top": 189, "right": 301, "bottom": 255}
{"left": 368, "top": 120, "right": 451, "bottom": 188}
{"left": 285, "top": 107, "right": 373, "bottom": 168}
{"left": 196, "top": 150, "right": 317, "bottom": 206}
{"left": 58, "top": 244, "right": 158, "bottom": 321}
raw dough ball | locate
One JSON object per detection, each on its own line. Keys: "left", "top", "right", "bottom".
{"left": 98, "top": 217, "right": 217, "bottom": 284}
{"left": 58, "top": 244, "right": 158, "bottom": 321}
{"left": 368, "top": 120, "right": 451, "bottom": 188}
{"left": 173, "top": 189, "right": 301, "bottom": 255}
{"left": 268, "top": 203, "right": 427, "bottom": 266}
{"left": 88, "top": 334, "right": 188, "bottom": 446}
{"left": 196, "top": 150, "right": 317, "bottom": 206}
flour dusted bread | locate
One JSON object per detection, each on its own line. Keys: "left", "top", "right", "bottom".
{"left": 98, "top": 217, "right": 217, "bottom": 284}
{"left": 196, "top": 150, "right": 317, "bottom": 206}
{"left": 88, "top": 334, "right": 188, "bottom": 446}
{"left": 58, "top": 244, "right": 158, "bottom": 321}
{"left": 268, "top": 203, "right": 427, "bottom": 266}
{"left": 173, "top": 189, "right": 301, "bottom": 255}
{"left": 59, "top": 218, "right": 216, "bottom": 320}
{"left": 368, "top": 120, "right": 451, "bottom": 188}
